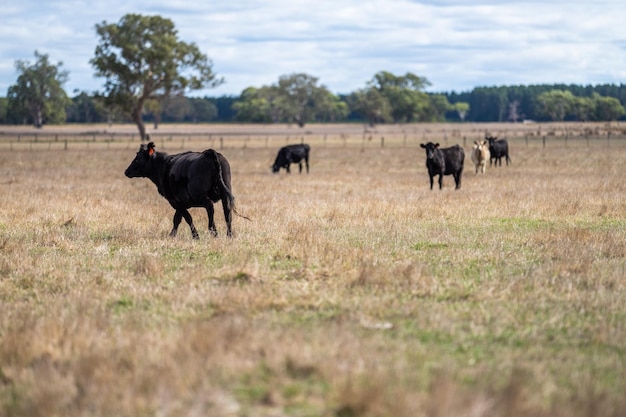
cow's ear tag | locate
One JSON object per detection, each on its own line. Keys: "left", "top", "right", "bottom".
{"left": 148, "top": 148, "right": 154, "bottom": 156}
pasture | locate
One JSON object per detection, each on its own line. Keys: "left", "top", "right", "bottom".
{"left": 0, "top": 122, "right": 625, "bottom": 416}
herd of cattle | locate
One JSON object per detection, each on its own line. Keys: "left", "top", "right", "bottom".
{"left": 124, "top": 135, "right": 510, "bottom": 239}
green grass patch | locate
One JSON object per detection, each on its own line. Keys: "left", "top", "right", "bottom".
{"left": 411, "top": 241, "right": 449, "bottom": 251}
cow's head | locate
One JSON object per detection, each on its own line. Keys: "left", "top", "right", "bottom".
{"left": 420, "top": 142, "right": 440, "bottom": 160}
{"left": 271, "top": 163, "right": 280, "bottom": 173}
{"left": 474, "top": 140, "right": 487, "bottom": 149}
{"left": 125, "top": 142, "right": 156, "bottom": 178}
{"left": 485, "top": 135, "right": 498, "bottom": 145}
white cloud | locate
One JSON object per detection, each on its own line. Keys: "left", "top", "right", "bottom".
{"left": 1, "top": 0, "right": 626, "bottom": 97}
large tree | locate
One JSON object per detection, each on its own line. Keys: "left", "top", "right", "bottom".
{"left": 6, "top": 51, "right": 70, "bottom": 127}
{"left": 367, "top": 71, "right": 432, "bottom": 122}
{"left": 537, "top": 89, "right": 575, "bottom": 121}
{"left": 90, "top": 13, "right": 223, "bottom": 139}
{"left": 232, "top": 74, "right": 338, "bottom": 126}
{"left": 313, "top": 90, "right": 349, "bottom": 122}
{"left": 424, "top": 94, "right": 452, "bottom": 122}
{"left": 276, "top": 73, "right": 333, "bottom": 127}
{"left": 232, "top": 87, "right": 274, "bottom": 123}
{"left": 348, "top": 87, "right": 392, "bottom": 126}
{"left": 592, "top": 93, "right": 625, "bottom": 121}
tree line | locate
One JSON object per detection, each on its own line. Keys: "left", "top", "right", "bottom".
{"left": 446, "top": 84, "right": 626, "bottom": 123}
{"left": 1, "top": 13, "right": 624, "bottom": 138}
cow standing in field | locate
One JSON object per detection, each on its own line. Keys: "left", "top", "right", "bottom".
{"left": 419, "top": 142, "right": 465, "bottom": 190}
{"left": 485, "top": 135, "right": 511, "bottom": 166}
{"left": 471, "top": 140, "right": 491, "bottom": 174}
{"left": 272, "top": 144, "right": 310, "bottom": 174}
{"left": 124, "top": 142, "right": 237, "bottom": 239}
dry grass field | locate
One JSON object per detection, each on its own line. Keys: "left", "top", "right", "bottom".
{"left": 0, "top": 122, "right": 625, "bottom": 416}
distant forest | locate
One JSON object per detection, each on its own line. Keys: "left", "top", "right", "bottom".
{"left": 443, "top": 83, "right": 626, "bottom": 122}
{"left": 221, "top": 83, "right": 626, "bottom": 123}
{"left": 166, "top": 83, "right": 626, "bottom": 124}
{"left": 3, "top": 81, "right": 626, "bottom": 127}
{"left": 76, "top": 83, "right": 626, "bottom": 125}
{"left": 132, "top": 84, "right": 626, "bottom": 123}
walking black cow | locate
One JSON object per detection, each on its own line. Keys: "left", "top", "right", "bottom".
{"left": 485, "top": 135, "right": 511, "bottom": 166}
{"left": 272, "top": 144, "right": 310, "bottom": 174}
{"left": 124, "top": 142, "right": 236, "bottom": 239}
{"left": 419, "top": 142, "right": 465, "bottom": 190}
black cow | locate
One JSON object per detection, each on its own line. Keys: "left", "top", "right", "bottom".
{"left": 485, "top": 135, "right": 511, "bottom": 166}
{"left": 419, "top": 142, "right": 465, "bottom": 190}
{"left": 272, "top": 144, "right": 310, "bottom": 174}
{"left": 125, "top": 142, "right": 236, "bottom": 239}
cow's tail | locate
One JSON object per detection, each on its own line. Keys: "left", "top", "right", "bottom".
{"left": 204, "top": 149, "right": 251, "bottom": 221}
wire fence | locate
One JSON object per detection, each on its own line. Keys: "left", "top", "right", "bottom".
{"left": 1, "top": 124, "right": 625, "bottom": 152}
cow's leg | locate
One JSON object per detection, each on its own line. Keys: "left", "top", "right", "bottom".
{"left": 305, "top": 157, "right": 309, "bottom": 173}
{"left": 170, "top": 211, "right": 183, "bottom": 237}
{"left": 429, "top": 175, "right": 434, "bottom": 190}
{"left": 438, "top": 174, "right": 443, "bottom": 190}
{"left": 286, "top": 164, "right": 291, "bottom": 174}
{"left": 298, "top": 162, "right": 303, "bottom": 173}
{"left": 181, "top": 209, "right": 199, "bottom": 239}
{"left": 205, "top": 201, "right": 218, "bottom": 237}
{"left": 455, "top": 168, "right": 463, "bottom": 189}
{"left": 221, "top": 198, "right": 233, "bottom": 237}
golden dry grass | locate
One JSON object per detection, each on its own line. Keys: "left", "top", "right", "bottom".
{"left": 0, "top": 123, "right": 625, "bottom": 416}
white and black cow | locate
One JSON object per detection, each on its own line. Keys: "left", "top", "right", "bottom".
{"left": 125, "top": 142, "right": 237, "bottom": 239}
{"left": 419, "top": 142, "right": 465, "bottom": 190}
{"left": 471, "top": 140, "right": 491, "bottom": 174}
{"left": 272, "top": 144, "right": 310, "bottom": 174}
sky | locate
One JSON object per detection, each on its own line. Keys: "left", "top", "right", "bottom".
{"left": 2, "top": 0, "right": 626, "bottom": 98}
